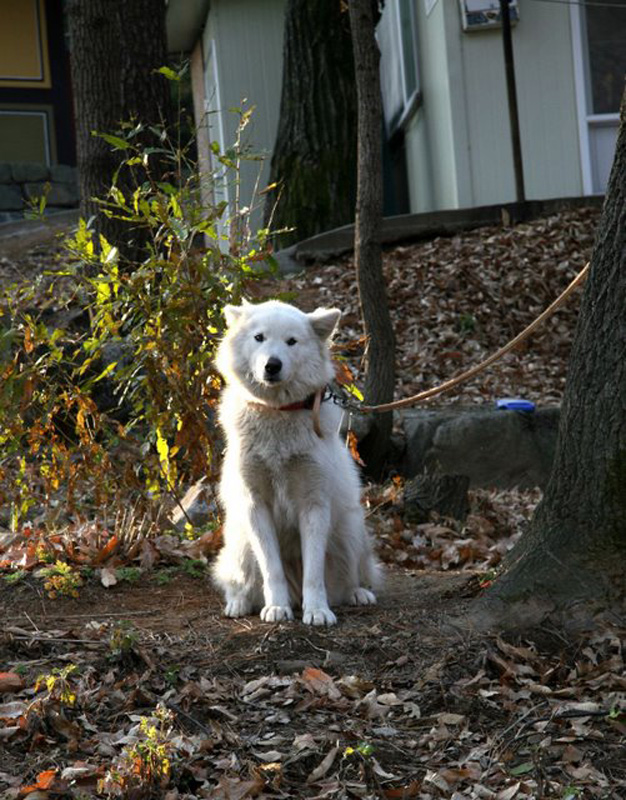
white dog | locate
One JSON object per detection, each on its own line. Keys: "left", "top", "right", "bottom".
{"left": 213, "top": 299, "right": 380, "bottom": 626}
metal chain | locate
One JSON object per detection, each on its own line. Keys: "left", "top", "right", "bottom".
{"left": 323, "top": 385, "right": 364, "bottom": 414}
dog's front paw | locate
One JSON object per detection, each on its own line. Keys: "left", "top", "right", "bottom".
{"left": 261, "top": 604, "right": 294, "bottom": 623}
{"left": 349, "top": 587, "right": 377, "bottom": 606}
{"left": 302, "top": 607, "right": 337, "bottom": 626}
{"left": 224, "top": 596, "right": 253, "bottom": 618}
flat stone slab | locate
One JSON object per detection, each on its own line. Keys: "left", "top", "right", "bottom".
{"left": 401, "top": 406, "right": 560, "bottom": 489}
{"left": 277, "top": 196, "right": 603, "bottom": 267}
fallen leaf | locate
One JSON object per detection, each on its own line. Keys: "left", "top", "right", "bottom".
{"left": 383, "top": 780, "right": 421, "bottom": 798}
{"left": 497, "top": 783, "right": 521, "bottom": 800}
{"left": 0, "top": 672, "right": 24, "bottom": 693}
{"left": 306, "top": 745, "right": 340, "bottom": 784}
{"left": 0, "top": 700, "right": 27, "bottom": 720}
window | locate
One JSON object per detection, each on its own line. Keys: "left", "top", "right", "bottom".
{"left": 379, "top": 0, "right": 420, "bottom": 133}
{"left": 584, "top": 0, "right": 626, "bottom": 115}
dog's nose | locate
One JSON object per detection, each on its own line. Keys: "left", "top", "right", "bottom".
{"left": 264, "top": 357, "right": 282, "bottom": 377}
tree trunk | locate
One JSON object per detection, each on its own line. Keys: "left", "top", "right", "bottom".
{"left": 472, "top": 91, "right": 626, "bottom": 631}
{"left": 349, "top": 0, "right": 396, "bottom": 477}
{"left": 265, "top": 0, "right": 357, "bottom": 246}
{"left": 66, "top": 0, "right": 171, "bottom": 251}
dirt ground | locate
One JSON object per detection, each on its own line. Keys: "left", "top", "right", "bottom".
{"left": 2, "top": 567, "right": 625, "bottom": 799}
{"left": 0, "top": 568, "right": 469, "bottom": 678}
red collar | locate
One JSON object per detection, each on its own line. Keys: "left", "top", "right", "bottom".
{"left": 278, "top": 394, "right": 317, "bottom": 411}
{"left": 249, "top": 388, "right": 327, "bottom": 437}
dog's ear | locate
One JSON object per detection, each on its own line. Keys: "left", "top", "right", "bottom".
{"left": 223, "top": 304, "right": 245, "bottom": 327}
{"left": 308, "top": 307, "right": 341, "bottom": 340}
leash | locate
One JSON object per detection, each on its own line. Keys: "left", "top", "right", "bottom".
{"left": 250, "top": 261, "right": 589, "bottom": 437}
{"left": 336, "top": 261, "right": 590, "bottom": 415}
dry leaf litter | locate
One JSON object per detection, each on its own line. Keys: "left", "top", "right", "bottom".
{"left": 2, "top": 205, "right": 625, "bottom": 799}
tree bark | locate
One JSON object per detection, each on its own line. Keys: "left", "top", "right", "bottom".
{"left": 472, "top": 90, "right": 626, "bottom": 631}
{"left": 66, "top": 0, "right": 171, "bottom": 250}
{"left": 265, "top": 0, "right": 358, "bottom": 246}
{"left": 349, "top": 0, "right": 396, "bottom": 477}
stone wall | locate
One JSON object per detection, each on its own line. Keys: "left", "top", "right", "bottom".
{"left": 0, "top": 162, "right": 79, "bottom": 223}
{"left": 400, "top": 406, "right": 560, "bottom": 489}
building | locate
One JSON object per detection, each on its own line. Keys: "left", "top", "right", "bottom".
{"left": 175, "top": 0, "right": 624, "bottom": 228}
{"left": 1, "top": 1, "right": 623, "bottom": 226}
{"left": 167, "top": 0, "right": 285, "bottom": 234}
{"left": 0, "top": 0, "right": 75, "bottom": 167}
{"left": 379, "top": 0, "right": 625, "bottom": 215}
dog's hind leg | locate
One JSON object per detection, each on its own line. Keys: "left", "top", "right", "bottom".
{"left": 212, "top": 533, "right": 261, "bottom": 617}
{"left": 328, "top": 510, "right": 380, "bottom": 608}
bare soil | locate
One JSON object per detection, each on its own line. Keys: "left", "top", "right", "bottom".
{"left": 1, "top": 568, "right": 468, "bottom": 678}
{"left": 2, "top": 567, "right": 625, "bottom": 798}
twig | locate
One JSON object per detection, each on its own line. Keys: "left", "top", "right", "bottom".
{"left": 165, "top": 700, "right": 214, "bottom": 737}
{"left": 8, "top": 634, "right": 107, "bottom": 645}
{"left": 23, "top": 611, "right": 41, "bottom": 633}
{"left": 497, "top": 707, "right": 611, "bottom": 756}
{"left": 44, "top": 610, "right": 157, "bottom": 618}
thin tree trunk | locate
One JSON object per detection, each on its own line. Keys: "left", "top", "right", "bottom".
{"left": 265, "top": 0, "right": 357, "bottom": 246}
{"left": 472, "top": 90, "right": 626, "bottom": 631}
{"left": 349, "top": 0, "right": 396, "bottom": 477}
{"left": 67, "top": 0, "right": 171, "bottom": 251}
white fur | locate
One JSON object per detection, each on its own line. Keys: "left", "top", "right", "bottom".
{"left": 213, "top": 300, "right": 381, "bottom": 626}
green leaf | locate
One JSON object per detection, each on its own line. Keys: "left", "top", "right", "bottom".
{"left": 510, "top": 762, "right": 534, "bottom": 776}
{"left": 98, "top": 133, "right": 130, "bottom": 150}
{"left": 157, "top": 65, "right": 181, "bottom": 82}
{"left": 157, "top": 182, "right": 177, "bottom": 196}
{"left": 345, "top": 383, "right": 364, "bottom": 403}
{"left": 89, "top": 362, "right": 117, "bottom": 385}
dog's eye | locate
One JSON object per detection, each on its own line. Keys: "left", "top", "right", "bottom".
{"left": 286, "top": 337, "right": 297, "bottom": 346}
{"left": 254, "top": 333, "right": 265, "bottom": 342}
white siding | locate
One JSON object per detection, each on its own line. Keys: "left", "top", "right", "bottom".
{"left": 202, "top": 0, "right": 286, "bottom": 231}
{"left": 402, "top": 0, "right": 584, "bottom": 213}
{"left": 404, "top": 0, "right": 458, "bottom": 212}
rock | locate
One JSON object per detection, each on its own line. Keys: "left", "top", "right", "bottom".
{"left": 402, "top": 406, "right": 559, "bottom": 489}
{"left": 11, "top": 161, "right": 49, "bottom": 182}
{"left": 0, "top": 183, "right": 23, "bottom": 211}
{"left": 0, "top": 163, "right": 12, "bottom": 183}
{"left": 403, "top": 473, "right": 470, "bottom": 522}
{"left": 50, "top": 164, "right": 77, "bottom": 183}
{"left": 23, "top": 181, "right": 79, "bottom": 209}
{"left": 23, "top": 181, "right": 48, "bottom": 202}
{"left": 47, "top": 181, "right": 79, "bottom": 207}
{"left": 170, "top": 478, "right": 216, "bottom": 530}
{"left": 272, "top": 244, "right": 301, "bottom": 275}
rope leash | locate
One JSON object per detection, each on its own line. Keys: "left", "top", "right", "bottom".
{"left": 339, "top": 261, "right": 590, "bottom": 415}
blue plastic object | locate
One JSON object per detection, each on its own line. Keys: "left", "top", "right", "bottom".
{"left": 496, "top": 397, "right": 536, "bottom": 412}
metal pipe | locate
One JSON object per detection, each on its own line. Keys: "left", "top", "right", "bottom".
{"left": 499, "top": 0, "right": 526, "bottom": 203}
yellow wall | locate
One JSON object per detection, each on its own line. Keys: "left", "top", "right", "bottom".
{"left": 0, "top": 0, "right": 50, "bottom": 88}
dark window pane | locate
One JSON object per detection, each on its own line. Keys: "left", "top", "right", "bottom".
{"left": 586, "top": 0, "right": 626, "bottom": 114}
{"left": 399, "top": 0, "right": 418, "bottom": 98}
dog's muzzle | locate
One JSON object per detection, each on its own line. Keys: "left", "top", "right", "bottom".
{"left": 264, "top": 356, "right": 282, "bottom": 382}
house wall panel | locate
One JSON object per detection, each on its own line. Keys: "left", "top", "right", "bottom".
{"left": 404, "top": 0, "right": 458, "bottom": 212}
{"left": 402, "top": 0, "right": 583, "bottom": 213}
{"left": 202, "top": 0, "right": 286, "bottom": 230}
{"left": 0, "top": 0, "right": 50, "bottom": 88}
{"left": 512, "top": 2, "right": 582, "bottom": 199}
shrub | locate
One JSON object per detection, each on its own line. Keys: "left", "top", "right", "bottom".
{"left": 0, "top": 103, "right": 274, "bottom": 532}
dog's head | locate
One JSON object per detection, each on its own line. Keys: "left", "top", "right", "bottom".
{"left": 216, "top": 300, "right": 341, "bottom": 405}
